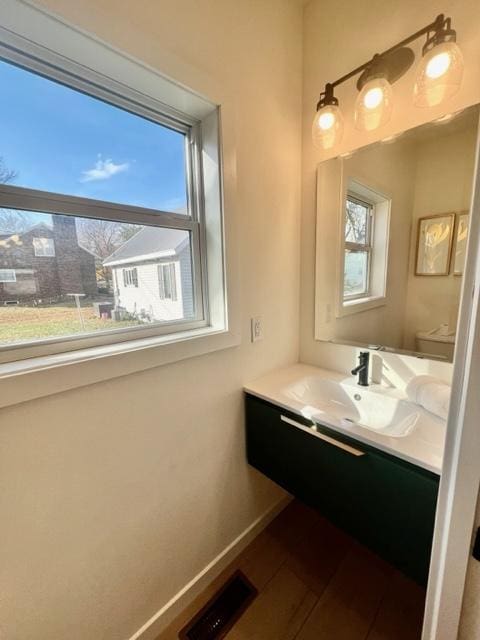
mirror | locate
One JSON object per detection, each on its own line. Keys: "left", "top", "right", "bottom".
{"left": 315, "top": 105, "right": 479, "bottom": 362}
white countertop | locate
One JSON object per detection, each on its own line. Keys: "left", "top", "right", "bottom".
{"left": 244, "top": 364, "right": 445, "bottom": 475}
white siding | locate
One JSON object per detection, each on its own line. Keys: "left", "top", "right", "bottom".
{"left": 179, "top": 244, "right": 194, "bottom": 318}
{"left": 113, "top": 260, "right": 184, "bottom": 322}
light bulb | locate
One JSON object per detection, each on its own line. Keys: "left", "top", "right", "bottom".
{"left": 414, "top": 41, "right": 464, "bottom": 107}
{"left": 426, "top": 51, "right": 451, "bottom": 79}
{"left": 354, "top": 77, "right": 393, "bottom": 132}
{"left": 312, "top": 104, "right": 344, "bottom": 150}
{"left": 363, "top": 87, "right": 384, "bottom": 109}
{"left": 318, "top": 111, "right": 335, "bottom": 130}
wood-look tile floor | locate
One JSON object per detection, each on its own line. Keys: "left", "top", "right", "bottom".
{"left": 156, "top": 500, "right": 425, "bottom": 640}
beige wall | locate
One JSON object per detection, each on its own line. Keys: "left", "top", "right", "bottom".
{"left": 301, "top": 0, "right": 480, "bottom": 635}
{"left": 0, "top": 2, "right": 302, "bottom": 639}
{"left": 403, "top": 124, "right": 477, "bottom": 350}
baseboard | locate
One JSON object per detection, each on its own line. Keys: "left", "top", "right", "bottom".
{"left": 128, "top": 494, "right": 292, "bottom": 640}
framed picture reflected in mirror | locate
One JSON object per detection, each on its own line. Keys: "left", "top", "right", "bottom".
{"left": 415, "top": 213, "right": 455, "bottom": 276}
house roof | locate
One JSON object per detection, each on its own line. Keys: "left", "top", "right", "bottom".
{"left": 103, "top": 226, "right": 189, "bottom": 267}
{"left": 0, "top": 222, "right": 99, "bottom": 258}
{"left": 0, "top": 222, "right": 52, "bottom": 239}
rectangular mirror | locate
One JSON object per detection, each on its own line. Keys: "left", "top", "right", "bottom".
{"left": 315, "top": 105, "right": 479, "bottom": 362}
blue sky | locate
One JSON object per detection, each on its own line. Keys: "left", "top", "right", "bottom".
{"left": 0, "top": 58, "right": 188, "bottom": 216}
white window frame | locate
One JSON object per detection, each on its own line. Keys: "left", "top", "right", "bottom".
{"left": 158, "top": 263, "right": 178, "bottom": 301}
{"left": 33, "top": 237, "right": 55, "bottom": 257}
{"left": 123, "top": 268, "right": 138, "bottom": 288}
{"left": 0, "top": 0, "right": 238, "bottom": 403}
{"left": 0, "top": 268, "right": 16, "bottom": 282}
{"left": 343, "top": 194, "right": 373, "bottom": 302}
{"left": 0, "top": 14, "right": 225, "bottom": 366}
{"left": 336, "top": 178, "right": 391, "bottom": 318}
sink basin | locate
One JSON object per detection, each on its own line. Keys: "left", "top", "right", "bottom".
{"left": 286, "top": 376, "right": 419, "bottom": 438}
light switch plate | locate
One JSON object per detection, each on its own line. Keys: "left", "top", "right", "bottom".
{"left": 251, "top": 316, "right": 263, "bottom": 342}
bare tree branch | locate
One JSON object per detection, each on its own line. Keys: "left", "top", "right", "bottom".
{"left": 77, "top": 218, "right": 142, "bottom": 290}
{"left": 0, "top": 157, "right": 24, "bottom": 234}
{"left": 0, "top": 157, "right": 17, "bottom": 185}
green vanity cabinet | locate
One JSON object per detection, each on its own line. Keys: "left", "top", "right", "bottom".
{"left": 245, "top": 393, "right": 439, "bottom": 586}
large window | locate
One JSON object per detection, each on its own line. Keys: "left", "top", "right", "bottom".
{"left": 0, "top": 44, "right": 210, "bottom": 359}
{"left": 343, "top": 195, "right": 373, "bottom": 300}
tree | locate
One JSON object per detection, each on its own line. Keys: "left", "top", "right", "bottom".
{"left": 0, "top": 209, "right": 30, "bottom": 234}
{"left": 345, "top": 199, "right": 368, "bottom": 243}
{"left": 77, "top": 218, "right": 142, "bottom": 290}
{"left": 0, "top": 157, "right": 17, "bottom": 185}
{"left": 77, "top": 218, "right": 123, "bottom": 259}
{"left": 0, "top": 158, "right": 25, "bottom": 234}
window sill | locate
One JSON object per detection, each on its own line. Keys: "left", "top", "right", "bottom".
{"left": 0, "top": 325, "right": 240, "bottom": 409}
{"left": 337, "top": 295, "right": 387, "bottom": 318}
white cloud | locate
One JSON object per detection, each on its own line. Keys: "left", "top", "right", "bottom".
{"left": 80, "top": 155, "right": 129, "bottom": 182}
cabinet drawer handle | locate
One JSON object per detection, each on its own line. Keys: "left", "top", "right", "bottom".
{"left": 280, "top": 415, "right": 366, "bottom": 457}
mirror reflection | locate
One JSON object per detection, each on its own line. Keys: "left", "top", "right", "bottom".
{"left": 315, "top": 105, "right": 479, "bottom": 361}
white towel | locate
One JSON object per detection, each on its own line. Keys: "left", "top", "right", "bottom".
{"left": 405, "top": 375, "right": 451, "bottom": 420}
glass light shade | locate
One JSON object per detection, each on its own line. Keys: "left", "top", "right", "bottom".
{"left": 312, "top": 104, "right": 344, "bottom": 150}
{"left": 354, "top": 77, "right": 393, "bottom": 132}
{"left": 413, "top": 41, "right": 464, "bottom": 107}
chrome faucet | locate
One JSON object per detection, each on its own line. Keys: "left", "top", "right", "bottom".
{"left": 351, "top": 351, "right": 370, "bottom": 386}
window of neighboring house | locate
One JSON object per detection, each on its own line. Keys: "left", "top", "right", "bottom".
{"left": 343, "top": 196, "right": 373, "bottom": 301}
{"left": 0, "top": 21, "right": 226, "bottom": 366}
{"left": 33, "top": 237, "right": 55, "bottom": 257}
{"left": 123, "top": 268, "right": 138, "bottom": 288}
{"left": 159, "top": 263, "right": 177, "bottom": 301}
{"left": 0, "top": 269, "right": 16, "bottom": 282}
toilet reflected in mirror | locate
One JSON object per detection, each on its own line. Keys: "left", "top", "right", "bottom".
{"left": 315, "top": 104, "right": 479, "bottom": 362}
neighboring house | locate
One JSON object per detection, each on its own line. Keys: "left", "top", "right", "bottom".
{"left": 0, "top": 215, "right": 98, "bottom": 303}
{"left": 103, "top": 227, "right": 193, "bottom": 322}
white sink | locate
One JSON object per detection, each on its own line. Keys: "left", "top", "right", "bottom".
{"left": 244, "top": 364, "right": 445, "bottom": 474}
{"left": 285, "top": 375, "right": 419, "bottom": 438}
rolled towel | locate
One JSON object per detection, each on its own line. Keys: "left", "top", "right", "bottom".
{"left": 405, "top": 375, "right": 451, "bottom": 420}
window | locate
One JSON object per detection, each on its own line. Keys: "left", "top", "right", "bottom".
{"left": 0, "top": 32, "right": 219, "bottom": 363}
{"left": 339, "top": 179, "right": 390, "bottom": 316}
{"left": 343, "top": 195, "right": 373, "bottom": 300}
{"left": 33, "top": 237, "right": 55, "bottom": 257}
{"left": 123, "top": 268, "right": 138, "bottom": 288}
{"left": 159, "top": 263, "right": 178, "bottom": 301}
{"left": 0, "top": 269, "right": 16, "bottom": 282}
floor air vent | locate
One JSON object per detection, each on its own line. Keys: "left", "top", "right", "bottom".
{"left": 179, "top": 571, "right": 257, "bottom": 640}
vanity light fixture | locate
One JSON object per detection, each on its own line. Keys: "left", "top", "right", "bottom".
{"left": 312, "top": 83, "right": 344, "bottom": 150}
{"left": 312, "top": 14, "right": 464, "bottom": 150}
{"left": 414, "top": 17, "right": 464, "bottom": 107}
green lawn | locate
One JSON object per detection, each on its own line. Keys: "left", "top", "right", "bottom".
{"left": 0, "top": 304, "right": 142, "bottom": 344}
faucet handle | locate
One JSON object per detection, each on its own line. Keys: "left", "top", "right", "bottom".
{"left": 352, "top": 351, "right": 370, "bottom": 386}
